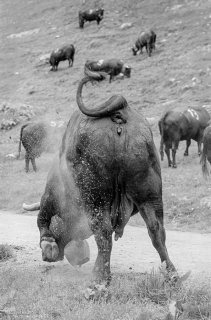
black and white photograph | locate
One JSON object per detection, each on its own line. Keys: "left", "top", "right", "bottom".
{"left": 0, "top": 0, "right": 211, "bottom": 319}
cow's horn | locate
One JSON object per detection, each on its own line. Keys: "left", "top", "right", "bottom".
{"left": 23, "top": 202, "right": 40, "bottom": 211}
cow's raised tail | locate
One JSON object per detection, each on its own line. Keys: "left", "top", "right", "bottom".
{"left": 77, "top": 69, "right": 128, "bottom": 118}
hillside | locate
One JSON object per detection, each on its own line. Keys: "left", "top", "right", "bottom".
{"left": 0, "top": 0, "right": 211, "bottom": 231}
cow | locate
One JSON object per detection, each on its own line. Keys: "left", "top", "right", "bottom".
{"left": 84, "top": 59, "right": 131, "bottom": 83}
{"left": 23, "top": 70, "right": 176, "bottom": 287}
{"left": 158, "top": 106, "right": 210, "bottom": 168}
{"left": 132, "top": 30, "right": 156, "bottom": 57}
{"left": 18, "top": 121, "right": 65, "bottom": 172}
{"left": 79, "top": 8, "right": 104, "bottom": 29}
{"left": 49, "top": 44, "right": 75, "bottom": 71}
{"left": 200, "top": 121, "right": 211, "bottom": 178}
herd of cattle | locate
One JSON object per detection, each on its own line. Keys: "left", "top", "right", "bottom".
{"left": 15, "top": 6, "right": 211, "bottom": 285}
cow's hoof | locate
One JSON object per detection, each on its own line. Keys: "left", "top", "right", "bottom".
{"left": 172, "top": 165, "right": 177, "bottom": 168}
{"left": 41, "top": 240, "right": 59, "bottom": 262}
{"left": 184, "top": 152, "right": 188, "bottom": 156}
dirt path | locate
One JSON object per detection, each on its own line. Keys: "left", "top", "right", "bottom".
{"left": 1, "top": 211, "right": 211, "bottom": 277}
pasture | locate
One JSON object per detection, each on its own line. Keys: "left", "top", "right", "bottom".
{"left": 0, "top": 0, "right": 211, "bottom": 319}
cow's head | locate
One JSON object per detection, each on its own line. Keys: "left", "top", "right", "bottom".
{"left": 123, "top": 65, "right": 131, "bottom": 78}
{"left": 131, "top": 46, "right": 137, "bottom": 56}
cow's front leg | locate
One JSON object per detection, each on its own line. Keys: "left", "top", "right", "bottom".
{"left": 93, "top": 230, "right": 112, "bottom": 284}
{"left": 37, "top": 206, "right": 64, "bottom": 262}
{"left": 197, "top": 140, "right": 202, "bottom": 156}
{"left": 172, "top": 141, "right": 179, "bottom": 168}
{"left": 184, "top": 139, "right": 191, "bottom": 156}
{"left": 146, "top": 43, "right": 152, "bottom": 57}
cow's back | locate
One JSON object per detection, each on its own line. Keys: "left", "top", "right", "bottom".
{"left": 60, "top": 107, "right": 159, "bottom": 210}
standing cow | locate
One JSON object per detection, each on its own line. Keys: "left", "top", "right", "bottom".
{"left": 132, "top": 30, "right": 156, "bottom": 57}
{"left": 23, "top": 70, "right": 176, "bottom": 286}
{"left": 200, "top": 121, "right": 211, "bottom": 178}
{"left": 49, "top": 44, "right": 75, "bottom": 71}
{"left": 159, "top": 106, "right": 210, "bottom": 168}
{"left": 79, "top": 8, "right": 104, "bottom": 29}
{"left": 85, "top": 59, "right": 131, "bottom": 82}
{"left": 18, "top": 121, "right": 64, "bottom": 172}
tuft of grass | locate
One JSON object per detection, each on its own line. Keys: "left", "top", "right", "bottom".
{"left": 0, "top": 244, "right": 14, "bottom": 261}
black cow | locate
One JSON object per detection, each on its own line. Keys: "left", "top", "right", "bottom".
{"left": 18, "top": 122, "right": 48, "bottom": 172}
{"left": 79, "top": 8, "right": 104, "bottom": 29}
{"left": 159, "top": 106, "right": 210, "bottom": 168}
{"left": 132, "top": 30, "right": 156, "bottom": 57}
{"left": 200, "top": 121, "right": 211, "bottom": 178}
{"left": 23, "top": 71, "right": 176, "bottom": 286}
{"left": 85, "top": 59, "right": 131, "bottom": 83}
{"left": 18, "top": 121, "right": 64, "bottom": 172}
{"left": 49, "top": 44, "right": 75, "bottom": 71}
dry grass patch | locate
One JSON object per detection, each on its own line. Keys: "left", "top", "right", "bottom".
{"left": 0, "top": 243, "right": 14, "bottom": 261}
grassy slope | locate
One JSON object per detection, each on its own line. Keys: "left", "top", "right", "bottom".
{"left": 0, "top": 0, "right": 211, "bottom": 231}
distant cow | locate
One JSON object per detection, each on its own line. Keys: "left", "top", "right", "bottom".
{"left": 158, "top": 106, "right": 210, "bottom": 168}
{"left": 132, "top": 30, "right": 156, "bottom": 57}
{"left": 85, "top": 59, "right": 131, "bottom": 83}
{"left": 200, "top": 121, "right": 211, "bottom": 178}
{"left": 49, "top": 44, "right": 75, "bottom": 71}
{"left": 18, "top": 121, "right": 65, "bottom": 172}
{"left": 79, "top": 8, "right": 104, "bottom": 29}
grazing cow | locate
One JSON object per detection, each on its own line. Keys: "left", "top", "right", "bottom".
{"left": 79, "top": 8, "right": 104, "bottom": 29}
{"left": 85, "top": 59, "right": 131, "bottom": 83}
{"left": 132, "top": 30, "right": 156, "bottom": 57}
{"left": 200, "top": 121, "right": 211, "bottom": 178}
{"left": 158, "top": 106, "right": 210, "bottom": 168}
{"left": 49, "top": 44, "right": 75, "bottom": 71}
{"left": 18, "top": 121, "right": 65, "bottom": 172}
{"left": 23, "top": 70, "right": 176, "bottom": 286}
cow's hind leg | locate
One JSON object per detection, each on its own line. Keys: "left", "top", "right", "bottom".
{"left": 139, "top": 201, "right": 176, "bottom": 273}
{"left": 31, "top": 157, "right": 37, "bottom": 172}
{"left": 91, "top": 210, "right": 113, "bottom": 284}
{"left": 184, "top": 139, "right": 191, "bottom": 156}
{"left": 165, "top": 146, "right": 172, "bottom": 167}
{"left": 25, "top": 152, "right": 30, "bottom": 172}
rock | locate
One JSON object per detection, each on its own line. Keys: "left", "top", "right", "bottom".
{"left": 39, "top": 53, "right": 50, "bottom": 63}
{"left": 120, "top": 22, "right": 133, "bottom": 30}
{"left": 7, "top": 28, "right": 39, "bottom": 39}
{"left": 5, "top": 153, "right": 18, "bottom": 159}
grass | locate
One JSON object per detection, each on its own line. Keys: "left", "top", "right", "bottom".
{"left": 0, "top": 262, "right": 211, "bottom": 320}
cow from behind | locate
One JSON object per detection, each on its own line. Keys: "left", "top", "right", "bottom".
{"left": 85, "top": 59, "right": 131, "bottom": 83}
{"left": 23, "top": 71, "right": 176, "bottom": 287}
{"left": 79, "top": 8, "right": 104, "bottom": 29}
{"left": 200, "top": 120, "right": 211, "bottom": 178}
{"left": 132, "top": 30, "right": 156, "bottom": 57}
{"left": 50, "top": 44, "right": 75, "bottom": 71}
{"left": 18, "top": 121, "right": 64, "bottom": 172}
{"left": 159, "top": 106, "right": 210, "bottom": 168}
